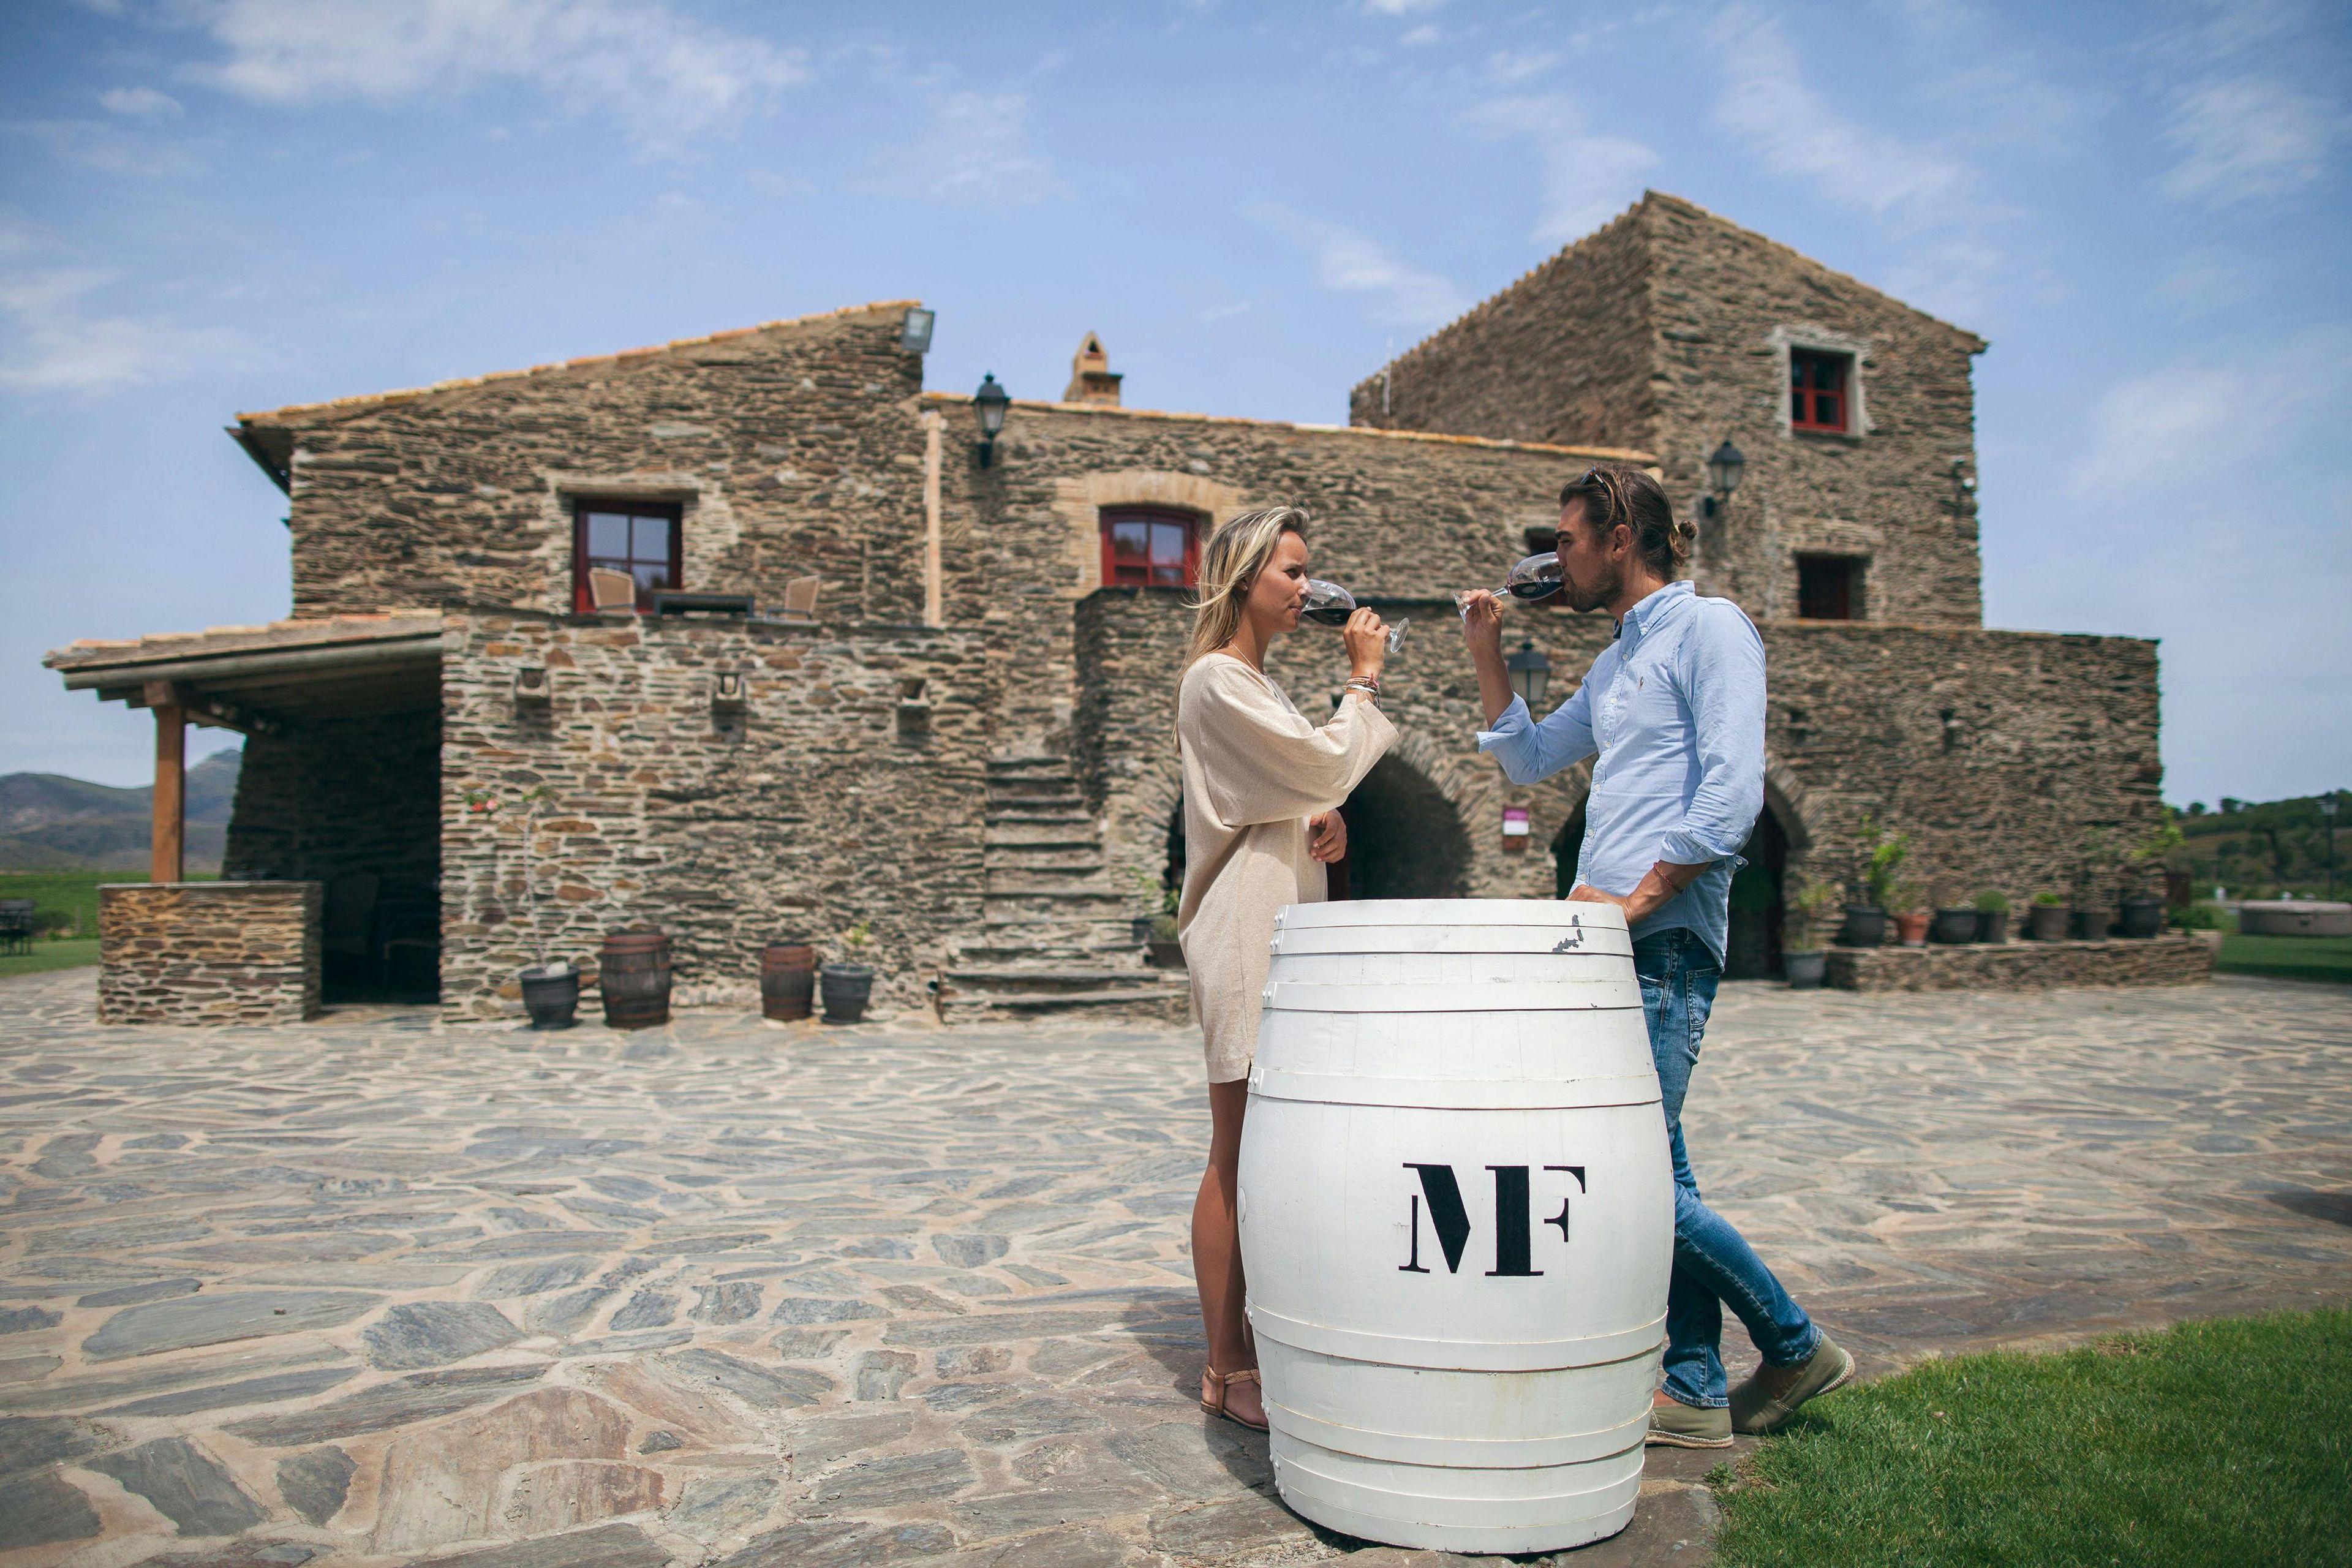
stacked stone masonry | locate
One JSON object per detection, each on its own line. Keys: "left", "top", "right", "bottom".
{"left": 1828, "top": 932, "right": 2218, "bottom": 992}
{"left": 1351, "top": 192, "right": 1988, "bottom": 629}
{"left": 439, "top": 610, "right": 987, "bottom": 1019}
{"left": 97, "top": 882, "right": 322, "bottom": 1025}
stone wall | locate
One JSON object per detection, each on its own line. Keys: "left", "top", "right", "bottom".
{"left": 223, "top": 708, "right": 441, "bottom": 892}
{"left": 99, "top": 882, "right": 322, "bottom": 1025}
{"left": 934, "top": 396, "right": 1643, "bottom": 757}
{"left": 1828, "top": 932, "right": 2217, "bottom": 992}
{"left": 1346, "top": 192, "right": 1988, "bottom": 630}
{"left": 440, "top": 609, "right": 987, "bottom": 1019}
{"left": 1073, "top": 592, "right": 2164, "bottom": 932}
{"left": 258, "top": 303, "right": 930, "bottom": 625}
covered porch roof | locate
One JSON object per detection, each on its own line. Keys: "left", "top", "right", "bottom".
{"left": 45, "top": 612, "right": 443, "bottom": 731}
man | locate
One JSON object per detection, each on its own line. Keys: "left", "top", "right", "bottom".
{"left": 1460, "top": 462, "right": 1850, "bottom": 1447}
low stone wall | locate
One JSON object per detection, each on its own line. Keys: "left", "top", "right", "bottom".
{"left": 99, "top": 882, "right": 323, "bottom": 1025}
{"left": 1826, "top": 931, "right": 2217, "bottom": 992}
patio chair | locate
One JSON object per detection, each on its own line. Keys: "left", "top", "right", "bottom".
{"left": 780, "top": 576, "right": 821, "bottom": 620}
{"left": 0, "top": 899, "right": 33, "bottom": 957}
{"left": 588, "top": 568, "right": 639, "bottom": 614}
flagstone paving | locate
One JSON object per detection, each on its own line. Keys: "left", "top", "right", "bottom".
{"left": 0, "top": 967, "right": 2346, "bottom": 1567}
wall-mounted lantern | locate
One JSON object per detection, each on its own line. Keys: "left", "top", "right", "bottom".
{"left": 1506, "top": 639, "right": 1551, "bottom": 714}
{"left": 514, "top": 667, "right": 550, "bottom": 708}
{"left": 973, "top": 374, "right": 1010, "bottom": 467}
{"left": 712, "top": 671, "right": 748, "bottom": 713}
{"left": 1701, "top": 438, "right": 1746, "bottom": 519}
{"left": 1949, "top": 454, "right": 1976, "bottom": 507}
{"left": 896, "top": 676, "right": 932, "bottom": 743}
{"left": 1502, "top": 805, "right": 1531, "bottom": 853}
{"left": 899, "top": 307, "right": 936, "bottom": 354}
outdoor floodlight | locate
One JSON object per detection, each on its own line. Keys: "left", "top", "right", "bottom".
{"left": 1506, "top": 638, "right": 1550, "bottom": 714}
{"left": 712, "top": 671, "right": 747, "bottom": 712}
{"left": 1702, "top": 438, "right": 1746, "bottom": 519}
{"left": 973, "top": 373, "right": 1011, "bottom": 466}
{"left": 899, "top": 308, "right": 936, "bottom": 355}
{"left": 514, "top": 668, "right": 549, "bottom": 707}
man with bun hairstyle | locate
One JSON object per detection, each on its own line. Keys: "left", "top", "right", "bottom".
{"left": 1460, "top": 462, "right": 1850, "bottom": 1447}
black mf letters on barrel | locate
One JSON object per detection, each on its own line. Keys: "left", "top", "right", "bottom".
{"left": 1400, "top": 1164, "right": 1586, "bottom": 1277}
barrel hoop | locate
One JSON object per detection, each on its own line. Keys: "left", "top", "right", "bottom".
{"left": 1273, "top": 1435, "right": 1645, "bottom": 1513}
{"left": 1247, "top": 1068, "right": 1659, "bottom": 1110}
{"left": 1267, "top": 1403, "right": 1649, "bottom": 1469}
{"left": 1248, "top": 1305, "right": 1665, "bottom": 1371}
{"left": 1275, "top": 900, "right": 1630, "bottom": 932}
{"left": 1262, "top": 981, "right": 1642, "bottom": 1014}
{"left": 1270, "top": 928, "right": 1635, "bottom": 957}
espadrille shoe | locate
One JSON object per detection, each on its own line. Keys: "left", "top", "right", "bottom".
{"left": 1645, "top": 1395, "right": 1733, "bottom": 1448}
{"left": 1730, "top": 1336, "right": 1855, "bottom": 1435}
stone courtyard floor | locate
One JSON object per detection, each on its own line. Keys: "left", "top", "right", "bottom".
{"left": 1, "top": 969, "right": 2347, "bottom": 1568}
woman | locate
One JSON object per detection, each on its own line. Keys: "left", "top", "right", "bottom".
{"left": 1177, "top": 505, "right": 1394, "bottom": 1430}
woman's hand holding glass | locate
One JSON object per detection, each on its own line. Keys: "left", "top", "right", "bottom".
{"left": 1341, "top": 608, "right": 1389, "bottom": 682}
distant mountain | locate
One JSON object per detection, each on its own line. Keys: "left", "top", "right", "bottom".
{"left": 0, "top": 749, "right": 240, "bottom": 871}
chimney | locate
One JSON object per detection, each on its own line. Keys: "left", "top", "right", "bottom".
{"left": 1063, "top": 331, "right": 1123, "bottom": 407}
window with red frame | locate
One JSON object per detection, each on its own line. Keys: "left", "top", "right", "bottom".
{"left": 1789, "top": 349, "right": 1850, "bottom": 434}
{"left": 1099, "top": 508, "right": 1200, "bottom": 588}
{"left": 1796, "top": 554, "right": 1861, "bottom": 620}
{"left": 572, "top": 502, "right": 681, "bottom": 612}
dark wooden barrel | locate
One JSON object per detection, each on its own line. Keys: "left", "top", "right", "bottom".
{"left": 600, "top": 932, "right": 672, "bottom": 1030}
{"left": 761, "top": 941, "right": 817, "bottom": 1021}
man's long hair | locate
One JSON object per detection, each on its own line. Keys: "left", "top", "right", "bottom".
{"left": 1183, "top": 505, "right": 1310, "bottom": 668}
{"left": 1559, "top": 464, "right": 1694, "bottom": 577}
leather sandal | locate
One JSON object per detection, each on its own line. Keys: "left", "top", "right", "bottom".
{"left": 1200, "top": 1365, "right": 1268, "bottom": 1431}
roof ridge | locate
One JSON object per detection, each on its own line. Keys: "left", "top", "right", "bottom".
{"left": 239, "top": 300, "right": 922, "bottom": 426}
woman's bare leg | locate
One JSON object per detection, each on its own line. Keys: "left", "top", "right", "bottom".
{"left": 1192, "top": 1078, "right": 1264, "bottom": 1426}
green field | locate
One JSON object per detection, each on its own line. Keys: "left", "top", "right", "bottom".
{"left": 2217, "top": 930, "right": 2352, "bottom": 984}
{"left": 0, "top": 937, "right": 102, "bottom": 982}
{"left": 1714, "top": 1310, "right": 2352, "bottom": 1568}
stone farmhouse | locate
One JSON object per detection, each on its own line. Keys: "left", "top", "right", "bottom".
{"left": 47, "top": 192, "right": 2165, "bottom": 1023}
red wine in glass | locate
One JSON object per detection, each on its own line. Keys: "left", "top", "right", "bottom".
{"left": 1303, "top": 580, "right": 1409, "bottom": 650}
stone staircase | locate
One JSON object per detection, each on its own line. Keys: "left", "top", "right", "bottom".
{"left": 938, "top": 756, "right": 1189, "bottom": 1023}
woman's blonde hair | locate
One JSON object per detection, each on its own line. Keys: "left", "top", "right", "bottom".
{"left": 1184, "top": 505, "right": 1309, "bottom": 668}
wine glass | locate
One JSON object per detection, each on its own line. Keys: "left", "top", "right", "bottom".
{"left": 1303, "top": 580, "right": 1409, "bottom": 651}
{"left": 1454, "top": 552, "right": 1564, "bottom": 617}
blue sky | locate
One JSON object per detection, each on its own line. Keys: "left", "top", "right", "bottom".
{"left": 2, "top": 0, "right": 2345, "bottom": 809}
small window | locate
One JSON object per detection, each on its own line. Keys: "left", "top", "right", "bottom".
{"left": 1789, "top": 349, "right": 1850, "bottom": 434}
{"left": 573, "top": 502, "right": 681, "bottom": 612}
{"left": 1099, "top": 507, "right": 1200, "bottom": 588}
{"left": 1796, "top": 555, "right": 1862, "bottom": 620}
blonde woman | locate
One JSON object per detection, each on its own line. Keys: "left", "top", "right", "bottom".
{"left": 1177, "top": 505, "right": 1395, "bottom": 1430}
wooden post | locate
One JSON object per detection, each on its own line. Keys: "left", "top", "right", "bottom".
{"left": 148, "top": 685, "right": 185, "bottom": 885}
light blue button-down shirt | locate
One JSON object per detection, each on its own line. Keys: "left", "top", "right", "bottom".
{"left": 1477, "top": 581, "right": 1766, "bottom": 965}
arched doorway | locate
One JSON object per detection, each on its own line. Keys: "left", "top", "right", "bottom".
{"left": 1334, "top": 756, "right": 1469, "bottom": 900}
{"left": 1725, "top": 810, "right": 1789, "bottom": 979}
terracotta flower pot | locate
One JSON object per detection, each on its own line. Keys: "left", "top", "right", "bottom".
{"left": 1895, "top": 913, "right": 1931, "bottom": 946}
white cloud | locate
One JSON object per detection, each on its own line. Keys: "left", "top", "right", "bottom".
{"left": 1464, "top": 96, "right": 1657, "bottom": 245}
{"left": 1364, "top": 0, "right": 1443, "bottom": 13}
{"left": 0, "top": 267, "right": 266, "bottom": 393}
{"left": 185, "top": 0, "right": 805, "bottom": 153}
{"left": 1711, "top": 4, "right": 1967, "bottom": 219}
{"left": 2160, "top": 77, "right": 2337, "bottom": 204}
{"left": 870, "top": 91, "right": 1063, "bottom": 206}
{"left": 98, "top": 86, "right": 184, "bottom": 119}
{"left": 2067, "top": 326, "right": 2351, "bottom": 499}
{"left": 1251, "top": 205, "right": 1467, "bottom": 330}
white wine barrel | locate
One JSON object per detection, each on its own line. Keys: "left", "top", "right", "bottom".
{"left": 1236, "top": 899, "right": 1670, "bottom": 1555}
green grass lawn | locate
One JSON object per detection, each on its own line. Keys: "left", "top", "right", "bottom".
{"left": 2217, "top": 930, "right": 2352, "bottom": 984}
{"left": 1712, "top": 1310, "right": 2352, "bottom": 1568}
{"left": 0, "top": 937, "right": 102, "bottom": 981}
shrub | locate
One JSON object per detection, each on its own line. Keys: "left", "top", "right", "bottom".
{"left": 1973, "top": 890, "right": 2011, "bottom": 914}
{"left": 2169, "top": 900, "right": 2225, "bottom": 930}
{"left": 2032, "top": 891, "right": 2065, "bottom": 907}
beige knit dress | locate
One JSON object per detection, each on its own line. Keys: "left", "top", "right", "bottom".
{"left": 1177, "top": 653, "right": 1396, "bottom": 1083}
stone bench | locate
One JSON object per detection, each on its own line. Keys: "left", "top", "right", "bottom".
{"left": 1825, "top": 930, "right": 2218, "bottom": 992}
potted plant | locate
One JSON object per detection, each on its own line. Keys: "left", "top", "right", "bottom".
{"left": 1782, "top": 881, "right": 1840, "bottom": 990}
{"left": 821, "top": 921, "right": 876, "bottom": 1023}
{"left": 1929, "top": 883, "right": 1978, "bottom": 944}
{"left": 1973, "top": 890, "right": 2011, "bottom": 944}
{"left": 1839, "top": 818, "right": 1909, "bottom": 947}
{"left": 1891, "top": 884, "right": 1930, "bottom": 947}
{"left": 2071, "top": 827, "right": 2118, "bottom": 940}
{"left": 469, "top": 783, "right": 581, "bottom": 1028}
{"left": 2119, "top": 812, "right": 2184, "bottom": 939}
{"left": 2027, "top": 891, "right": 2068, "bottom": 941}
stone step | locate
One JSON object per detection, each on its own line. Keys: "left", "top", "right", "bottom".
{"left": 937, "top": 984, "right": 1191, "bottom": 1025}
{"left": 986, "top": 829, "right": 1100, "bottom": 850}
{"left": 986, "top": 756, "right": 1072, "bottom": 775}
{"left": 984, "top": 892, "right": 1133, "bottom": 925}
{"left": 987, "top": 865, "right": 1120, "bottom": 891}
{"left": 986, "top": 809, "right": 1096, "bottom": 828}
{"left": 947, "top": 944, "right": 1149, "bottom": 968}
{"left": 946, "top": 968, "right": 1173, "bottom": 994}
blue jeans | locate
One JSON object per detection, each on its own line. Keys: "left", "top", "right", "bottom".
{"left": 1635, "top": 927, "right": 1820, "bottom": 1408}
